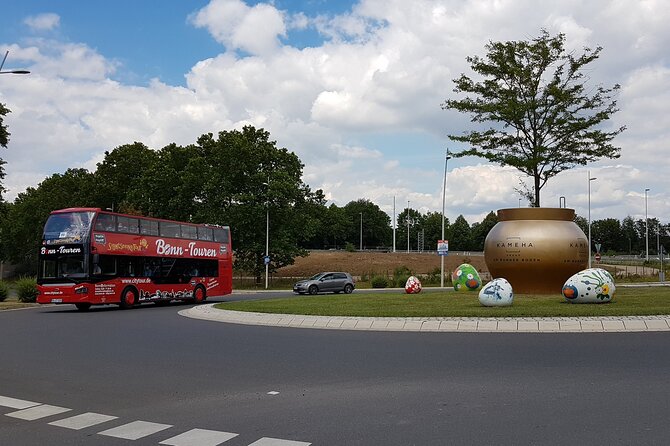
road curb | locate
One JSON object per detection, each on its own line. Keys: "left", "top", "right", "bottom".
{"left": 180, "top": 304, "right": 670, "bottom": 333}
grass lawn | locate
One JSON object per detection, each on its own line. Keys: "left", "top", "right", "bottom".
{"left": 0, "top": 299, "right": 39, "bottom": 311}
{"left": 216, "top": 286, "right": 670, "bottom": 318}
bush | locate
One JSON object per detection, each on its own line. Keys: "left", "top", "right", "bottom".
{"left": 16, "top": 276, "right": 38, "bottom": 303}
{"left": 370, "top": 276, "right": 389, "bottom": 288}
{"left": 392, "top": 266, "right": 412, "bottom": 288}
{"left": 0, "top": 281, "right": 9, "bottom": 302}
{"left": 345, "top": 242, "right": 356, "bottom": 252}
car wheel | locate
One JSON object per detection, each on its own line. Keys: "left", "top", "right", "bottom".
{"left": 75, "top": 303, "right": 91, "bottom": 311}
{"left": 344, "top": 284, "right": 353, "bottom": 294}
{"left": 308, "top": 285, "right": 318, "bottom": 295}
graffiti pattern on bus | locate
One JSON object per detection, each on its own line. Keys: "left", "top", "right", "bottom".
{"left": 139, "top": 288, "right": 194, "bottom": 302}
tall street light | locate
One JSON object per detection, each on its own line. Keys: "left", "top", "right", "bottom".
{"left": 407, "top": 200, "right": 411, "bottom": 254}
{"left": 264, "top": 177, "right": 270, "bottom": 290}
{"left": 588, "top": 171, "right": 597, "bottom": 268}
{"left": 645, "top": 188, "right": 650, "bottom": 261}
{"left": 440, "top": 149, "right": 452, "bottom": 288}
{"left": 359, "top": 212, "right": 363, "bottom": 251}
{"left": 0, "top": 51, "right": 30, "bottom": 75}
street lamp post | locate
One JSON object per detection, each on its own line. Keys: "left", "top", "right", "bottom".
{"left": 645, "top": 188, "right": 650, "bottom": 261}
{"left": 407, "top": 200, "right": 411, "bottom": 254}
{"left": 440, "top": 149, "right": 452, "bottom": 288}
{"left": 588, "top": 171, "right": 597, "bottom": 268}
{"left": 359, "top": 212, "right": 363, "bottom": 251}
{"left": 264, "top": 177, "right": 270, "bottom": 290}
{"left": 0, "top": 51, "right": 30, "bottom": 75}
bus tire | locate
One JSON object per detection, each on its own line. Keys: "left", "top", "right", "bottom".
{"left": 75, "top": 303, "right": 91, "bottom": 311}
{"left": 119, "top": 287, "right": 138, "bottom": 309}
{"left": 193, "top": 285, "right": 206, "bottom": 304}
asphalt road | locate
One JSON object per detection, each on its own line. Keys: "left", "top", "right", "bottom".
{"left": 1, "top": 293, "right": 670, "bottom": 445}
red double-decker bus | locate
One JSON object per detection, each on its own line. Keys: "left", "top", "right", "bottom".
{"left": 37, "top": 208, "right": 233, "bottom": 311}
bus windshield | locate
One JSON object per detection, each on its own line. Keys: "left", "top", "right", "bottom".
{"left": 43, "top": 211, "right": 95, "bottom": 243}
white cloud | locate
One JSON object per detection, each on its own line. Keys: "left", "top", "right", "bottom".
{"left": 188, "top": 0, "right": 286, "bottom": 55}
{"left": 2, "top": 0, "right": 669, "bottom": 226}
{"left": 23, "top": 13, "right": 60, "bottom": 32}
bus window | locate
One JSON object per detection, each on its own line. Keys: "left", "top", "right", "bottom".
{"left": 160, "top": 222, "right": 180, "bottom": 237}
{"left": 213, "top": 227, "right": 229, "bottom": 243}
{"left": 95, "top": 214, "right": 116, "bottom": 232}
{"left": 181, "top": 225, "right": 197, "bottom": 239}
{"left": 117, "top": 217, "right": 139, "bottom": 234}
{"left": 140, "top": 219, "right": 159, "bottom": 236}
{"left": 96, "top": 255, "right": 117, "bottom": 275}
{"left": 197, "top": 227, "right": 213, "bottom": 241}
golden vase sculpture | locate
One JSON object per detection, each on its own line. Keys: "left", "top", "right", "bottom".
{"left": 484, "top": 208, "right": 588, "bottom": 294}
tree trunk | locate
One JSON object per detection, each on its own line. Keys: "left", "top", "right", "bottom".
{"left": 534, "top": 174, "right": 541, "bottom": 207}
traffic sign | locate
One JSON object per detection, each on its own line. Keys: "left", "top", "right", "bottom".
{"left": 437, "top": 240, "right": 449, "bottom": 256}
{"left": 264, "top": 255, "right": 270, "bottom": 265}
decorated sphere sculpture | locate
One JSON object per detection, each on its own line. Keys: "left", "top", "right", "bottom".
{"left": 404, "top": 275, "right": 422, "bottom": 294}
{"left": 478, "top": 278, "right": 514, "bottom": 306}
{"left": 562, "top": 268, "right": 616, "bottom": 303}
{"left": 452, "top": 263, "right": 482, "bottom": 291}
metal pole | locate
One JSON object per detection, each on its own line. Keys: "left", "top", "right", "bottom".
{"left": 588, "top": 171, "right": 596, "bottom": 268}
{"left": 645, "top": 188, "right": 650, "bottom": 261}
{"left": 393, "top": 196, "right": 396, "bottom": 253}
{"left": 265, "top": 177, "right": 270, "bottom": 290}
{"left": 440, "top": 150, "right": 451, "bottom": 288}
{"left": 407, "top": 200, "right": 410, "bottom": 254}
{"left": 359, "top": 212, "right": 363, "bottom": 251}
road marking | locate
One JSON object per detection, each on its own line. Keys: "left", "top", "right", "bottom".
{"left": 0, "top": 395, "right": 41, "bottom": 409}
{"left": 49, "top": 412, "right": 118, "bottom": 430}
{"left": 159, "top": 428, "right": 239, "bottom": 445}
{"left": 267, "top": 391, "right": 280, "bottom": 395}
{"left": 5, "top": 404, "right": 71, "bottom": 420}
{"left": 98, "top": 420, "right": 173, "bottom": 440}
{"left": 248, "top": 438, "right": 311, "bottom": 446}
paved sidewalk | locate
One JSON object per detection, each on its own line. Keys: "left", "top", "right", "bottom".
{"left": 180, "top": 304, "right": 670, "bottom": 333}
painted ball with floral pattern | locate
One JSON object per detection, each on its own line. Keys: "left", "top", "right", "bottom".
{"left": 452, "top": 263, "right": 482, "bottom": 292}
{"left": 562, "top": 268, "right": 616, "bottom": 303}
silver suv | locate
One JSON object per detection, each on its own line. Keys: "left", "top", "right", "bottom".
{"left": 293, "top": 272, "right": 355, "bottom": 295}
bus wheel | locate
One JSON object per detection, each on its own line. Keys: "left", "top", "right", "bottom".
{"left": 193, "top": 285, "right": 206, "bottom": 304}
{"left": 119, "top": 288, "right": 137, "bottom": 309}
{"left": 75, "top": 303, "right": 91, "bottom": 311}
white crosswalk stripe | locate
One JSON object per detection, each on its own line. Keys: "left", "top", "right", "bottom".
{"left": 248, "top": 438, "right": 312, "bottom": 446}
{"left": 49, "top": 412, "right": 118, "bottom": 430}
{"left": 2, "top": 394, "right": 311, "bottom": 445}
{"left": 98, "top": 420, "right": 173, "bottom": 440}
{"left": 0, "top": 395, "right": 41, "bottom": 409}
{"left": 159, "top": 428, "right": 239, "bottom": 445}
{"left": 5, "top": 404, "right": 72, "bottom": 420}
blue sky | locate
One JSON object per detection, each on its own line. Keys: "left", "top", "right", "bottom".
{"left": 0, "top": 0, "right": 669, "bottom": 227}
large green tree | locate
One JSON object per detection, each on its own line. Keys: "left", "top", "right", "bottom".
{"left": 343, "top": 199, "right": 391, "bottom": 249}
{"left": 443, "top": 30, "right": 625, "bottom": 206}
{"left": 193, "top": 126, "right": 323, "bottom": 280}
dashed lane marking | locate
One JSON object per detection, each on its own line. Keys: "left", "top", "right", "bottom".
{"left": 159, "top": 428, "right": 239, "bottom": 445}
{"left": 248, "top": 438, "right": 312, "bottom": 446}
{"left": 0, "top": 395, "right": 41, "bottom": 409}
{"left": 98, "top": 420, "right": 173, "bottom": 440}
{"left": 6, "top": 404, "right": 72, "bottom": 420}
{"left": 49, "top": 412, "right": 118, "bottom": 430}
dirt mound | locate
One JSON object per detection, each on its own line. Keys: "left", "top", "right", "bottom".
{"left": 276, "top": 250, "right": 488, "bottom": 278}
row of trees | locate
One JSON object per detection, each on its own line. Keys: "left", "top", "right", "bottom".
{"left": 0, "top": 121, "right": 666, "bottom": 281}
